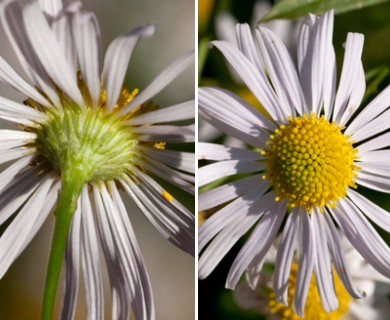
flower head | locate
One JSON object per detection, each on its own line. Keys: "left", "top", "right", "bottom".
{"left": 234, "top": 237, "right": 390, "bottom": 320}
{"left": 199, "top": 9, "right": 390, "bottom": 317}
{"left": 0, "top": 0, "right": 194, "bottom": 318}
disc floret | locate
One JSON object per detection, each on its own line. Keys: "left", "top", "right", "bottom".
{"left": 263, "top": 113, "right": 359, "bottom": 211}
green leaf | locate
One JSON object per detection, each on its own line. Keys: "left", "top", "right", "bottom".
{"left": 198, "top": 37, "right": 210, "bottom": 79}
{"left": 363, "top": 66, "right": 390, "bottom": 103}
{"left": 261, "top": 0, "right": 390, "bottom": 22}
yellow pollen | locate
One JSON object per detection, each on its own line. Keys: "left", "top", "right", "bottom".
{"left": 154, "top": 142, "right": 166, "bottom": 149}
{"left": 162, "top": 190, "right": 174, "bottom": 202}
{"left": 267, "top": 262, "right": 351, "bottom": 320}
{"left": 264, "top": 113, "right": 359, "bottom": 211}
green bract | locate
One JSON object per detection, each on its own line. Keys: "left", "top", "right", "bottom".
{"left": 34, "top": 103, "right": 138, "bottom": 184}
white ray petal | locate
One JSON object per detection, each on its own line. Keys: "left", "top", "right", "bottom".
{"left": 297, "top": 14, "right": 316, "bottom": 73}
{"left": 306, "top": 11, "right": 335, "bottom": 117}
{"left": 0, "top": 154, "right": 34, "bottom": 192}
{"left": 0, "top": 95, "right": 45, "bottom": 120}
{"left": 346, "top": 85, "right": 390, "bottom": 136}
{"left": 0, "top": 167, "right": 41, "bottom": 225}
{"left": 357, "top": 132, "right": 390, "bottom": 153}
{"left": 356, "top": 172, "right": 390, "bottom": 193}
{"left": 339, "top": 62, "right": 365, "bottom": 126}
{"left": 80, "top": 186, "right": 104, "bottom": 320}
{"left": 359, "top": 162, "right": 390, "bottom": 176}
{"left": 201, "top": 87, "right": 275, "bottom": 132}
{"left": 198, "top": 194, "right": 270, "bottom": 279}
{"left": 235, "top": 24, "right": 263, "bottom": 74}
{"left": 93, "top": 184, "right": 131, "bottom": 319}
{"left": 256, "top": 26, "right": 305, "bottom": 116}
{"left": 38, "top": 0, "right": 62, "bottom": 16}
{"left": 199, "top": 160, "right": 264, "bottom": 187}
{"left": 332, "top": 199, "right": 390, "bottom": 278}
{"left": 61, "top": 199, "right": 82, "bottom": 320}
{"left": 199, "top": 183, "right": 269, "bottom": 252}
{"left": 51, "top": 9, "right": 77, "bottom": 73}
{"left": 226, "top": 200, "right": 286, "bottom": 289}
{"left": 210, "top": 40, "right": 285, "bottom": 121}
{"left": 272, "top": 209, "right": 299, "bottom": 304}
{"left": 0, "top": 147, "right": 34, "bottom": 166}
{"left": 103, "top": 24, "right": 155, "bottom": 111}
{"left": 0, "top": 176, "right": 54, "bottom": 278}
{"left": 121, "top": 176, "right": 194, "bottom": 256}
{"left": 127, "top": 100, "right": 194, "bottom": 126}
{"left": 134, "top": 124, "right": 195, "bottom": 143}
{"left": 199, "top": 87, "right": 272, "bottom": 148}
{"left": 104, "top": 182, "right": 155, "bottom": 320}
{"left": 199, "top": 174, "right": 266, "bottom": 211}
{"left": 293, "top": 211, "right": 314, "bottom": 317}
{"left": 139, "top": 146, "right": 194, "bottom": 173}
{"left": 332, "top": 33, "right": 365, "bottom": 124}
{"left": 198, "top": 142, "right": 262, "bottom": 161}
{"left": 23, "top": 1, "right": 84, "bottom": 106}
{"left": 0, "top": 56, "right": 50, "bottom": 106}
{"left": 351, "top": 108, "right": 390, "bottom": 143}
{"left": 323, "top": 212, "right": 365, "bottom": 298}
{"left": 136, "top": 160, "right": 194, "bottom": 194}
{"left": 312, "top": 208, "right": 338, "bottom": 312}
{"left": 348, "top": 189, "right": 390, "bottom": 233}
{"left": 121, "top": 50, "right": 194, "bottom": 114}
{"left": 20, "top": 180, "right": 59, "bottom": 255}
{"left": 132, "top": 169, "right": 194, "bottom": 227}
{"left": 73, "top": 11, "right": 102, "bottom": 106}
{"left": 0, "top": 130, "right": 36, "bottom": 140}
{"left": 0, "top": 0, "right": 60, "bottom": 105}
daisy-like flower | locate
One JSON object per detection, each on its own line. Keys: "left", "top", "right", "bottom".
{"left": 234, "top": 237, "right": 390, "bottom": 320}
{"left": 0, "top": 0, "right": 194, "bottom": 319}
{"left": 198, "top": 9, "right": 390, "bottom": 317}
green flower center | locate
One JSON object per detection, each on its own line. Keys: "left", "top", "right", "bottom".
{"left": 34, "top": 102, "right": 138, "bottom": 183}
{"left": 263, "top": 113, "right": 359, "bottom": 211}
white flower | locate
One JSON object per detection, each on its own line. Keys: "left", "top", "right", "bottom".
{"left": 0, "top": 0, "right": 194, "bottom": 319}
{"left": 198, "top": 9, "right": 390, "bottom": 317}
{"left": 234, "top": 237, "right": 390, "bottom": 320}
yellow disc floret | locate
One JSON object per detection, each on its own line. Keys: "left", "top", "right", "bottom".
{"left": 267, "top": 262, "right": 351, "bottom": 320}
{"left": 263, "top": 113, "right": 359, "bottom": 211}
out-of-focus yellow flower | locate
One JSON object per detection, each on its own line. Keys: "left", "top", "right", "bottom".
{"left": 199, "top": 0, "right": 214, "bottom": 32}
{"left": 235, "top": 87, "right": 272, "bottom": 120}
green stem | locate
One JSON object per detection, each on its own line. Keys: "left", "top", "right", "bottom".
{"left": 41, "top": 173, "right": 84, "bottom": 320}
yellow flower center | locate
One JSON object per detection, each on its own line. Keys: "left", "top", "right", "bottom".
{"left": 263, "top": 114, "right": 359, "bottom": 211}
{"left": 267, "top": 262, "right": 351, "bottom": 320}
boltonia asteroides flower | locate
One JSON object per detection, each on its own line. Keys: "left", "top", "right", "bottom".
{"left": 0, "top": 0, "right": 194, "bottom": 319}
{"left": 234, "top": 236, "right": 390, "bottom": 320}
{"left": 198, "top": 10, "right": 390, "bottom": 317}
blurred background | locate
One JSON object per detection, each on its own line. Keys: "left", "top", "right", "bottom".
{"left": 0, "top": 0, "right": 195, "bottom": 319}
{"left": 199, "top": 0, "right": 390, "bottom": 319}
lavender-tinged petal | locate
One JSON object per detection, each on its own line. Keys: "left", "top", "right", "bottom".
{"left": 293, "top": 211, "right": 314, "bottom": 317}
{"left": 226, "top": 199, "right": 286, "bottom": 289}
{"left": 272, "top": 209, "right": 300, "bottom": 304}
